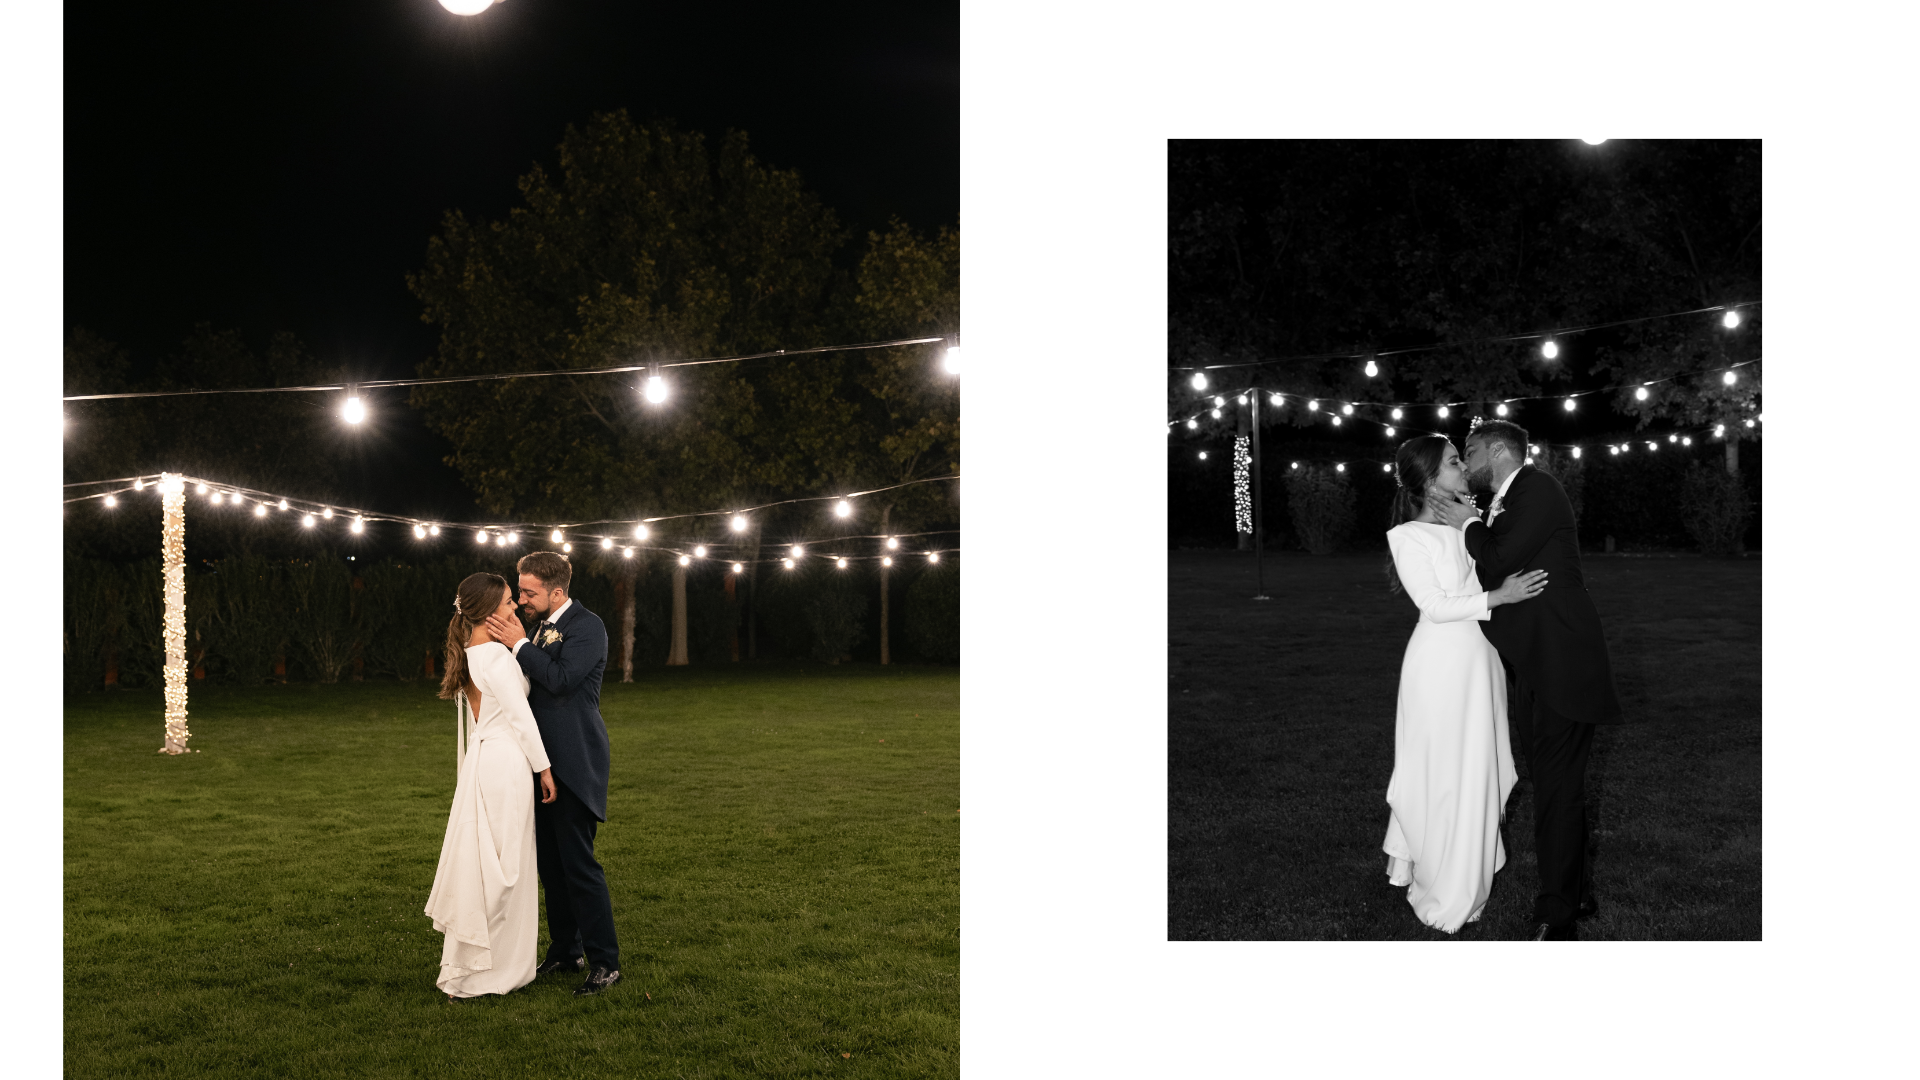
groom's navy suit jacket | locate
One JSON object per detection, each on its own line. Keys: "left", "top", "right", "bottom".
{"left": 1464, "top": 465, "right": 1624, "bottom": 726}
{"left": 515, "top": 599, "right": 612, "bottom": 821}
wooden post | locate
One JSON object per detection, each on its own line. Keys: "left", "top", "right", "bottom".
{"left": 159, "top": 473, "right": 190, "bottom": 754}
{"left": 666, "top": 561, "right": 689, "bottom": 665}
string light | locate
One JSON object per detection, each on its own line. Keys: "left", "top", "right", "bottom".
{"left": 1723, "top": 371, "right": 1738, "bottom": 386}
{"left": 1381, "top": 463, "right": 1392, "bottom": 473}
{"left": 1385, "top": 426, "right": 1395, "bottom": 437}
{"left": 323, "top": 508, "right": 333, "bottom": 519}
{"left": 1744, "top": 418, "right": 1755, "bottom": 428}
{"left": 1186, "top": 419, "right": 1197, "bottom": 430}
{"left": 1211, "top": 409, "right": 1221, "bottom": 419}
{"left": 1681, "top": 437, "right": 1692, "bottom": 446}
{"left": 882, "top": 556, "right": 892, "bottom": 567}
{"left": 791, "top": 545, "right": 804, "bottom": 558}
{"left": 1213, "top": 396, "right": 1224, "bottom": 408}
{"left": 1232, "top": 436, "right": 1252, "bottom": 536}
{"left": 1541, "top": 340, "right": 1559, "bottom": 360}
{"left": 195, "top": 483, "right": 208, "bottom": 494}
{"left": 1496, "top": 403, "right": 1509, "bottom": 416}
{"left": 928, "top": 552, "right": 940, "bottom": 563}
{"left": 1335, "top": 463, "right": 1346, "bottom": 472}
{"left": 507, "top": 532, "right": 519, "bottom": 544}
{"left": 344, "top": 394, "right": 365, "bottom": 425}
{"left": 635, "top": 524, "right": 650, "bottom": 540}
{"left": 1723, "top": 310, "right": 1741, "bottom": 329}
{"left": 1647, "top": 442, "right": 1658, "bottom": 452}
{"left": 837, "top": 558, "right": 848, "bottom": 569}
{"left": 303, "top": 514, "right": 316, "bottom": 528}
{"left": 732, "top": 562, "right": 744, "bottom": 573}
{"left": 414, "top": 524, "right": 427, "bottom": 539}
{"left": 645, "top": 368, "right": 669, "bottom": 404}
{"left": 104, "top": 495, "right": 118, "bottom": 508}
{"left": 783, "top": 558, "right": 796, "bottom": 570}
{"left": 1307, "top": 400, "right": 1319, "bottom": 412}
{"left": 159, "top": 474, "right": 189, "bottom": 754}
{"left": 731, "top": 514, "right": 747, "bottom": 532}
{"left": 835, "top": 500, "right": 853, "bottom": 518}
{"left": 1635, "top": 386, "right": 1650, "bottom": 401}
{"left": 678, "top": 554, "right": 691, "bottom": 566}
{"left": 550, "top": 529, "right": 564, "bottom": 542}
{"left": 623, "top": 547, "right": 634, "bottom": 558}
{"left": 476, "top": 530, "right": 488, "bottom": 543}
{"left": 1364, "top": 359, "right": 1378, "bottom": 377}
{"left": 694, "top": 545, "right": 707, "bottom": 557}
{"left": 134, "top": 478, "right": 144, "bottom": 491}
{"left": 1191, "top": 372, "right": 1208, "bottom": 391}
{"left": 211, "top": 492, "right": 224, "bottom": 505}
{"left": 351, "top": 517, "right": 365, "bottom": 534}
{"left": 278, "top": 498, "right": 288, "bottom": 510}
{"left": 1571, "top": 447, "right": 1582, "bottom": 459}
{"left": 1341, "top": 403, "right": 1354, "bottom": 416}
{"left": 1438, "top": 406, "right": 1449, "bottom": 418}
{"left": 1237, "top": 394, "right": 1247, "bottom": 405}
{"left": 1609, "top": 446, "right": 1619, "bottom": 455}
{"left": 1330, "top": 416, "right": 1341, "bottom": 427}
{"left": 1668, "top": 434, "right": 1678, "bottom": 443}
{"left": 1390, "top": 408, "right": 1402, "bottom": 420}
{"left": 944, "top": 344, "right": 961, "bottom": 375}
{"left": 1270, "top": 393, "right": 1283, "bottom": 406}
{"left": 1564, "top": 398, "right": 1577, "bottom": 411}
{"left": 601, "top": 537, "right": 614, "bottom": 550}
{"left": 253, "top": 503, "right": 267, "bottom": 517}
{"left": 886, "top": 537, "right": 899, "bottom": 550}
{"left": 430, "top": 525, "right": 440, "bottom": 536}
{"left": 562, "top": 543, "right": 572, "bottom": 553}
{"left": 1291, "top": 462, "right": 1299, "bottom": 469}
{"left": 1198, "top": 451, "right": 1209, "bottom": 460}
{"left": 1715, "top": 424, "right": 1726, "bottom": 437}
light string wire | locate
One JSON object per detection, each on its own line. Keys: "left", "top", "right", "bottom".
{"left": 1172, "top": 301, "right": 1760, "bottom": 372}
{"left": 1159, "top": 355, "right": 1758, "bottom": 451}
{"left": 62, "top": 473, "right": 961, "bottom": 562}
{"left": 61, "top": 335, "right": 949, "bottom": 401}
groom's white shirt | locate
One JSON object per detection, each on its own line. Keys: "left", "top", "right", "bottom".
{"left": 512, "top": 597, "right": 572, "bottom": 656}
{"left": 1460, "top": 467, "right": 1522, "bottom": 531}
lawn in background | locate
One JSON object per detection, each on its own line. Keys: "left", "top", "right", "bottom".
{"left": 65, "top": 663, "right": 958, "bottom": 1078}
{"left": 1168, "top": 550, "right": 1759, "bottom": 940}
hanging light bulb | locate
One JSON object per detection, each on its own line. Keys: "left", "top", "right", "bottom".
{"left": 1307, "top": 400, "right": 1319, "bottom": 412}
{"left": 835, "top": 499, "right": 853, "bottom": 518}
{"left": 343, "top": 392, "right": 365, "bottom": 424}
{"left": 882, "top": 556, "right": 893, "bottom": 567}
{"left": 1198, "top": 451, "right": 1209, "bottom": 460}
{"left": 1390, "top": 408, "right": 1403, "bottom": 420}
{"left": 601, "top": 537, "right": 614, "bottom": 550}
{"left": 1668, "top": 434, "right": 1678, "bottom": 443}
{"left": 1381, "top": 463, "right": 1392, "bottom": 473}
{"left": 104, "top": 495, "right": 118, "bottom": 508}
{"left": 563, "top": 543, "right": 573, "bottom": 553}
{"left": 1186, "top": 418, "right": 1198, "bottom": 430}
{"left": 253, "top": 503, "right": 267, "bottom": 518}
{"left": 495, "top": 534, "right": 508, "bottom": 546}
{"left": 1190, "top": 372, "right": 1208, "bottom": 391}
{"left": 1647, "top": 442, "right": 1658, "bottom": 452}
{"left": 694, "top": 545, "right": 707, "bottom": 558}
{"left": 732, "top": 562, "right": 744, "bottom": 573}
{"left": 1341, "top": 403, "right": 1354, "bottom": 416}
{"left": 1364, "top": 358, "right": 1378, "bottom": 378}
{"left": 507, "top": 532, "right": 519, "bottom": 544}
{"left": 677, "top": 554, "right": 691, "bottom": 567}
{"left": 886, "top": 537, "right": 899, "bottom": 550}
{"left": 1723, "top": 371, "right": 1737, "bottom": 386}
{"left": 634, "top": 524, "right": 650, "bottom": 540}
{"left": 1530, "top": 445, "right": 1541, "bottom": 455}
{"left": 1681, "top": 437, "right": 1692, "bottom": 446}
{"left": 1756, "top": 413, "right": 1762, "bottom": 423}
{"left": 731, "top": 514, "right": 748, "bottom": 532}
{"left": 1213, "top": 396, "right": 1224, "bottom": 409}
{"left": 783, "top": 558, "right": 795, "bottom": 570}
{"left": 195, "top": 483, "right": 208, "bottom": 495}
{"left": 1210, "top": 408, "right": 1221, "bottom": 419}
{"left": 1744, "top": 418, "right": 1755, "bottom": 428}
{"left": 323, "top": 508, "right": 333, "bottom": 520}
{"left": 1722, "top": 310, "right": 1741, "bottom": 329}
{"left": 134, "top": 478, "right": 145, "bottom": 492}
{"left": 1437, "top": 406, "right": 1450, "bottom": 418}
{"left": 1609, "top": 446, "right": 1619, "bottom": 456}
{"left": 1635, "top": 386, "right": 1650, "bottom": 401}
{"left": 944, "top": 344, "right": 961, "bottom": 375}
{"left": 1495, "top": 403, "right": 1509, "bottom": 417}
{"left": 1236, "top": 394, "right": 1247, "bottom": 405}
{"left": 1715, "top": 424, "right": 1726, "bottom": 437}
{"left": 1564, "top": 398, "right": 1577, "bottom": 412}
{"left": 211, "top": 492, "right": 224, "bottom": 505}
{"left": 1541, "top": 340, "right": 1559, "bottom": 360}
{"left": 791, "top": 545, "right": 804, "bottom": 558}
{"left": 1290, "top": 462, "right": 1299, "bottom": 469}
{"left": 1385, "top": 426, "right": 1396, "bottom": 437}
{"left": 623, "top": 547, "right": 634, "bottom": 558}
{"left": 928, "top": 552, "right": 941, "bottom": 564}
{"left": 1571, "top": 446, "right": 1582, "bottom": 459}
{"left": 414, "top": 524, "right": 427, "bottom": 539}
{"left": 1335, "top": 463, "right": 1346, "bottom": 472}
{"left": 1330, "top": 416, "right": 1342, "bottom": 427}
{"left": 550, "top": 529, "right": 563, "bottom": 543}
{"left": 836, "top": 558, "right": 848, "bottom": 569}
{"left": 351, "top": 517, "right": 365, "bottom": 534}
{"left": 476, "top": 530, "right": 489, "bottom": 544}
{"left": 430, "top": 524, "right": 440, "bottom": 536}
{"left": 1270, "top": 393, "right": 1283, "bottom": 406}
{"left": 303, "top": 514, "right": 317, "bottom": 528}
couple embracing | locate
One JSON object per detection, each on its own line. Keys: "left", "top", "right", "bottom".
{"left": 1381, "top": 420, "right": 1623, "bottom": 940}
{"left": 423, "top": 551, "right": 624, "bottom": 998}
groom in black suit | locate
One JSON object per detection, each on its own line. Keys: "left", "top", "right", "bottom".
{"left": 1432, "top": 420, "right": 1623, "bottom": 941}
{"left": 483, "top": 550, "right": 622, "bottom": 994}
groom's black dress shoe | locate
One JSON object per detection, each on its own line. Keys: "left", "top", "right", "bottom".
{"left": 536, "top": 957, "right": 586, "bottom": 977}
{"left": 575, "top": 966, "right": 621, "bottom": 997}
{"left": 1529, "top": 922, "right": 1578, "bottom": 941}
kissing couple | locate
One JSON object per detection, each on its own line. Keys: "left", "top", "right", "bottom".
{"left": 422, "top": 550, "right": 625, "bottom": 997}
{"left": 1381, "top": 420, "right": 1624, "bottom": 940}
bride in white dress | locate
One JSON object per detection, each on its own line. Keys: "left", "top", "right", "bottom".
{"left": 1382, "top": 435, "right": 1547, "bottom": 933}
{"left": 425, "top": 572, "right": 557, "bottom": 999}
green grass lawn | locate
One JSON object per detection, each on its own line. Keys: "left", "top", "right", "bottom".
{"left": 1169, "top": 550, "right": 1760, "bottom": 940}
{"left": 65, "top": 663, "right": 958, "bottom": 1078}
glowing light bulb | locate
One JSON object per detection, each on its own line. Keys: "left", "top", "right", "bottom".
{"left": 678, "top": 555, "right": 691, "bottom": 567}
{"left": 1723, "top": 371, "right": 1737, "bottom": 386}
{"left": 476, "top": 530, "right": 488, "bottom": 544}
{"left": 1635, "top": 387, "right": 1650, "bottom": 401}
{"left": 1715, "top": 424, "right": 1725, "bottom": 437}
{"left": 1237, "top": 394, "right": 1247, "bottom": 405}
{"left": 645, "top": 375, "right": 668, "bottom": 403}
{"left": 1186, "top": 419, "right": 1198, "bottom": 430}
{"left": 351, "top": 517, "right": 365, "bottom": 534}
{"left": 551, "top": 529, "right": 563, "bottom": 543}
{"left": 601, "top": 537, "right": 614, "bottom": 550}
{"left": 791, "top": 545, "right": 804, "bottom": 558}
{"left": 414, "top": 525, "right": 427, "bottom": 539}
{"left": 731, "top": 514, "right": 747, "bottom": 532}
{"left": 1564, "top": 398, "right": 1577, "bottom": 412}
{"left": 1213, "top": 396, "right": 1224, "bottom": 409}
{"left": 1198, "top": 451, "right": 1209, "bottom": 460}
{"left": 1495, "top": 403, "right": 1509, "bottom": 417}
{"left": 836, "top": 558, "right": 848, "bottom": 569}
{"left": 507, "top": 532, "right": 519, "bottom": 544}
{"left": 1722, "top": 310, "right": 1741, "bottom": 329}
{"left": 495, "top": 534, "right": 507, "bottom": 546}
{"left": 1682, "top": 437, "right": 1692, "bottom": 446}
{"left": 1331, "top": 416, "right": 1342, "bottom": 427}
{"left": 731, "top": 563, "right": 744, "bottom": 573}
{"left": 430, "top": 525, "right": 440, "bottom": 536}
{"left": 562, "top": 543, "right": 572, "bottom": 553}
{"left": 1270, "top": 393, "right": 1283, "bottom": 406}
{"left": 1341, "top": 403, "right": 1354, "bottom": 416}
{"left": 437, "top": 0, "right": 494, "bottom": 14}
{"left": 253, "top": 503, "right": 267, "bottom": 517}
{"left": 195, "top": 483, "right": 207, "bottom": 495}
{"left": 344, "top": 395, "right": 365, "bottom": 424}
{"left": 105, "top": 495, "right": 118, "bottom": 508}
{"left": 1290, "top": 462, "right": 1299, "bottom": 469}
{"left": 303, "top": 514, "right": 317, "bottom": 528}
{"left": 1541, "top": 340, "right": 1559, "bottom": 360}
{"left": 944, "top": 346, "right": 961, "bottom": 375}
{"left": 623, "top": 547, "right": 634, "bottom": 558}
{"left": 1190, "top": 372, "right": 1208, "bottom": 391}
{"left": 634, "top": 524, "right": 650, "bottom": 540}
{"left": 1756, "top": 414, "right": 1762, "bottom": 423}
{"left": 1582, "top": 138, "right": 1608, "bottom": 145}
{"left": 928, "top": 552, "right": 940, "bottom": 563}
{"left": 1307, "top": 400, "right": 1319, "bottom": 412}
{"left": 835, "top": 500, "right": 852, "bottom": 518}
{"left": 1744, "top": 418, "right": 1755, "bottom": 428}
{"left": 1669, "top": 434, "right": 1678, "bottom": 443}
{"left": 134, "top": 478, "right": 145, "bottom": 491}
{"left": 783, "top": 558, "right": 795, "bottom": 570}
{"left": 882, "top": 556, "right": 894, "bottom": 567}
{"left": 211, "top": 492, "right": 223, "bottom": 505}
{"left": 1381, "top": 463, "right": 1392, "bottom": 473}
{"left": 1385, "top": 426, "right": 1396, "bottom": 436}
{"left": 323, "top": 508, "right": 333, "bottom": 520}
{"left": 886, "top": 537, "right": 899, "bottom": 550}
{"left": 694, "top": 545, "right": 707, "bottom": 558}
{"left": 1571, "top": 447, "right": 1582, "bottom": 459}
{"left": 1530, "top": 445, "right": 1541, "bottom": 455}
{"left": 1335, "top": 463, "right": 1346, "bottom": 472}
{"left": 1647, "top": 442, "right": 1658, "bottom": 452}
{"left": 1364, "top": 359, "right": 1378, "bottom": 377}
{"left": 1211, "top": 409, "right": 1221, "bottom": 419}
{"left": 1609, "top": 446, "right": 1619, "bottom": 456}
{"left": 1390, "top": 408, "right": 1403, "bottom": 420}
{"left": 1437, "top": 406, "right": 1449, "bottom": 418}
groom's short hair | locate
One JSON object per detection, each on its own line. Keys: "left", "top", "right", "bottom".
{"left": 1469, "top": 419, "right": 1529, "bottom": 464}
{"left": 517, "top": 551, "right": 572, "bottom": 594}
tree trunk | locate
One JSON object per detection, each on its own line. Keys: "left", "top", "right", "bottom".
{"left": 879, "top": 504, "right": 892, "bottom": 665}
{"left": 746, "top": 523, "right": 762, "bottom": 660}
{"left": 103, "top": 638, "right": 119, "bottom": 689}
{"left": 614, "top": 559, "right": 637, "bottom": 683}
{"left": 1724, "top": 434, "right": 1739, "bottom": 477}
{"left": 667, "top": 562, "right": 689, "bottom": 665}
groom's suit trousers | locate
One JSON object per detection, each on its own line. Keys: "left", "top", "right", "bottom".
{"left": 1515, "top": 675, "right": 1596, "bottom": 928}
{"left": 534, "top": 777, "right": 621, "bottom": 971}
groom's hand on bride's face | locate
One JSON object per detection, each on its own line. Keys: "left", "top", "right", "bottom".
{"left": 485, "top": 611, "right": 527, "bottom": 646}
{"left": 1431, "top": 493, "right": 1478, "bottom": 529}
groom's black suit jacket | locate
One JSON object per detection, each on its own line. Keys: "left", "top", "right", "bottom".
{"left": 515, "top": 599, "right": 612, "bottom": 820}
{"left": 1464, "top": 465, "right": 1624, "bottom": 726}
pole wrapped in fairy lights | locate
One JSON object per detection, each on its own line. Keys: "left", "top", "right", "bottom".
{"left": 1232, "top": 435, "right": 1253, "bottom": 537}
{"left": 159, "top": 473, "right": 191, "bottom": 754}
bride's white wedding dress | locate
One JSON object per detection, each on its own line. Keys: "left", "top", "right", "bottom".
{"left": 1382, "top": 521, "right": 1518, "bottom": 933}
{"left": 424, "top": 641, "right": 551, "bottom": 996}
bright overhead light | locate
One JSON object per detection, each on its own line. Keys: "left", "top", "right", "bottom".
{"left": 322, "top": 508, "right": 333, "bottom": 520}
{"left": 1390, "top": 408, "right": 1402, "bottom": 420}
{"left": 1364, "top": 359, "right": 1378, "bottom": 378}
{"left": 836, "top": 558, "right": 848, "bottom": 569}
{"left": 1722, "top": 310, "right": 1741, "bottom": 329}
{"left": 1198, "top": 451, "right": 1208, "bottom": 460}
{"left": 562, "top": 543, "right": 572, "bottom": 553}
{"left": 694, "top": 545, "right": 707, "bottom": 558}
{"left": 507, "top": 532, "right": 519, "bottom": 544}
{"left": 1270, "top": 393, "right": 1283, "bottom": 406}
{"left": 678, "top": 554, "right": 691, "bottom": 567}
{"left": 1495, "top": 403, "right": 1509, "bottom": 417}
{"left": 1341, "top": 403, "right": 1354, "bottom": 416}
{"left": 1723, "top": 371, "right": 1737, "bottom": 386}
{"left": 1330, "top": 416, "right": 1341, "bottom": 427}
{"left": 835, "top": 499, "right": 852, "bottom": 518}
{"left": 783, "top": 558, "right": 795, "bottom": 570}
{"left": 791, "top": 545, "right": 804, "bottom": 558}
{"left": 928, "top": 552, "right": 940, "bottom": 563}
{"left": 343, "top": 395, "right": 365, "bottom": 424}
{"left": 944, "top": 345, "right": 961, "bottom": 375}
{"left": 601, "top": 537, "right": 614, "bottom": 549}
{"left": 1571, "top": 446, "right": 1582, "bottom": 459}
{"left": 303, "top": 515, "right": 316, "bottom": 528}
{"left": 731, "top": 514, "right": 747, "bottom": 532}
{"left": 550, "top": 529, "right": 563, "bottom": 543}
{"left": 1307, "top": 400, "right": 1319, "bottom": 412}
{"left": 476, "top": 530, "right": 489, "bottom": 544}
{"left": 1385, "top": 426, "right": 1395, "bottom": 436}
{"left": 350, "top": 517, "right": 365, "bottom": 534}
{"left": 1210, "top": 409, "right": 1221, "bottom": 419}
{"left": 1381, "top": 464, "right": 1392, "bottom": 473}
{"left": 1186, "top": 419, "right": 1198, "bottom": 430}
{"left": 437, "top": 0, "right": 494, "bottom": 14}
{"left": 134, "top": 478, "right": 145, "bottom": 491}
{"left": 886, "top": 537, "right": 899, "bottom": 550}
{"left": 104, "top": 495, "right": 118, "bottom": 508}
{"left": 1564, "top": 398, "right": 1577, "bottom": 412}
{"left": 211, "top": 492, "right": 224, "bottom": 505}
{"left": 1335, "top": 463, "right": 1346, "bottom": 472}
{"left": 645, "top": 373, "right": 668, "bottom": 404}
{"left": 1635, "top": 386, "right": 1650, "bottom": 401}
{"left": 634, "top": 524, "right": 650, "bottom": 540}
{"left": 414, "top": 525, "right": 427, "bottom": 539}
{"left": 731, "top": 563, "right": 744, "bottom": 573}
{"left": 1190, "top": 372, "right": 1208, "bottom": 391}
{"left": 429, "top": 525, "right": 440, "bottom": 536}
{"left": 253, "top": 503, "right": 267, "bottom": 518}
{"left": 623, "top": 547, "right": 634, "bottom": 558}
{"left": 277, "top": 498, "right": 288, "bottom": 510}
{"left": 882, "top": 556, "right": 893, "bottom": 567}
{"left": 1437, "top": 406, "right": 1449, "bottom": 418}
{"left": 1541, "top": 340, "right": 1559, "bottom": 360}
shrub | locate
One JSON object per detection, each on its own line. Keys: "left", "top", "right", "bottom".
{"left": 286, "top": 554, "right": 357, "bottom": 683}
{"left": 200, "top": 556, "right": 291, "bottom": 685}
{"left": 1283, "top": 465, "right": 1356, "bottom": 554}
{"left": 904, "top": 560, "right": 959, "bottom": 664}
{"left": 804, "top": 567, "right": 868, "bottom": 664}
{"left": 1680, "top": 462, "right": 1754, "bottom": 556}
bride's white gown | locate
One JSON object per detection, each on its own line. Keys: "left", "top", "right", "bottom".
{"left": 1382, "top": 521, "right": 1518, "bottom": 933}
{"left": 424, "top": 641, "right": 551, "bottom": 996}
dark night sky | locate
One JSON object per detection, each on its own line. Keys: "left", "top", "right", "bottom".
{"left": 64, "top": 1, "right": 956, "bottom": 525}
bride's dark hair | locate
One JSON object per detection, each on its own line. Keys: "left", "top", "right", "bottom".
{"left": 1385, "top": 434, "right": 1454, "bottom": 595}
{"left": 438, "top": 572, "right": 509, "bottom": 701}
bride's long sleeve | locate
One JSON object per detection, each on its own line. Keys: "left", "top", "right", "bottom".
{"left": 1388, "top": 529, "right": 1491, "bottom": 623}
{"left": 478, "top": 645, "right": 552, "bottom": 773}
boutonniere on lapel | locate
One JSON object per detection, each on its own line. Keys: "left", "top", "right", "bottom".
{"left": 538, "top": 626, "right": 564, "bottom": 648}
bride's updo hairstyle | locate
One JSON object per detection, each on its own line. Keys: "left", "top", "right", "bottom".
{"left": 438, "top": 572, "right": 510, "bottom": 702}
{"left": 1384, "top": 434, "right": 1454, "bottom": 595}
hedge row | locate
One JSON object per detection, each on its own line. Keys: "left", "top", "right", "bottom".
{"left": 63, "top": 552, "right": 959, "bottom": 693}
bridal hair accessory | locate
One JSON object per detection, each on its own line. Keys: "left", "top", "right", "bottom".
{"left": 452, "top": 595, "right": 463, "bottom": 616}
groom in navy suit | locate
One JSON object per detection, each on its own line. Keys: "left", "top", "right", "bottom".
{"left": 483, "top": 550, "right": 622, "bottom": 995}
{"left": 1433, "top": 420, "right": 1624, "bottom": 941}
